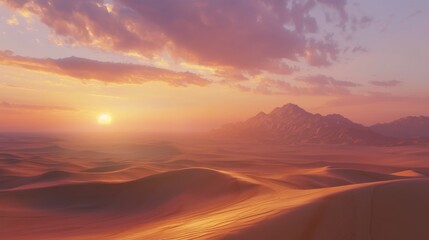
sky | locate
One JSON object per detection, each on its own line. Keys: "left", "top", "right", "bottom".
{"left": 0, "top": 0, "right": 428, "bottom": 132}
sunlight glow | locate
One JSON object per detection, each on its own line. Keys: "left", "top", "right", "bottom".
{"left": 97, "top": 113, "right": 112, "bottom": 125}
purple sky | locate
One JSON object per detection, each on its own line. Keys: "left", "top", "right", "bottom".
{"left": 0, "top": 0, "right": 428, "bottom": 132}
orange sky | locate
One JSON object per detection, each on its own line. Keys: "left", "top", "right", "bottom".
{"left": 0, "top": 0, "right": 428, "bottom": 132}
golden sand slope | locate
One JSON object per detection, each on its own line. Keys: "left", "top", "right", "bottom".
{"left": 1, "top": 138, "right": 429, "bottom": 239}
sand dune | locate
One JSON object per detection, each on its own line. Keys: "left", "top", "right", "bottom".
{"left": 1, "top": 134, "right": 429, "bottom": 239}
{"left": 0, "top": 170, "right": 75, "bottom": 189}
{"left": 82, "top": 164, "right": 131, "bottom": 173}
{"left": 392, "top": 169, "right": 426, "bottom": 177}
{"left": 280, "top": 167, "right": 400, "bottom": 189}
{"left": 224, "top": 179, "right": 429, "bottom": 240}
{"left": 0, "top": 168, "right": 260, "bottom": 212}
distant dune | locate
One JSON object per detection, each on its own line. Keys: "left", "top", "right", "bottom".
{"left": 82, "top": 164, "right": 131, "bottom": 173}
{"left": 1, "top": 133, "right": 429, "bottom": 239}
{"left": 280, "top": 167, "right": 401, "bottom": 189}
{"left": 0, "top": 170, "right": 75, "bottom": 190}
{"left": 392, "top": 170, "right": 426, "bottom": 177}
{"left": 0, "top": 168, "right": 260, "bottom": 212}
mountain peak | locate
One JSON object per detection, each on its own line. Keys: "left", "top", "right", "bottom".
{"left": 271, "top": 103, "right": 308, "bottom": 115}
{"left": 281, "top": 103, "right": 303, "bottom": 110}
{"left": 215, "top": 103, "right": 391, "bottom": 145}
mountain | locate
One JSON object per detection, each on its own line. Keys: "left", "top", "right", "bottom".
{"left": 371, "top": 116, "right": 429, "bottom": 139}
{"left": 215, "top": 103, "right": 392, "bottom": 145}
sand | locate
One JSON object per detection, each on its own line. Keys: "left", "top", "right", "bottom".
{"left": 0, "top": 133, "right": 428, "bottom": 239}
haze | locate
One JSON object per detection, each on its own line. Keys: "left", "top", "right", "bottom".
{"left": 1, "top": 1, "right": 429, "bottom": 240}
{"left": 0, "top": 0, "right": 428, "bottom": 132}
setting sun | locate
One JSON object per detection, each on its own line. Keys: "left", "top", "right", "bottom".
{"left": 97, "top": 113, "right": 112, "bottom": 125}
{"left": 1, "top": 0, "right": 429, "bottom": 239}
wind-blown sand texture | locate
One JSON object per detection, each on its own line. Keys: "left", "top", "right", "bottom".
{"left": 1, "top": 133, "right": 429, "bottom": 239}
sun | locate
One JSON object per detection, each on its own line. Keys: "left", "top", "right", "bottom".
{"left": 97, "top": 113, "right": 112, "bottom": 125}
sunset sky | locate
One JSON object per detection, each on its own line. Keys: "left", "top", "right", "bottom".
{"left": 0, "top": 0, "right": 428, "bottom": 132}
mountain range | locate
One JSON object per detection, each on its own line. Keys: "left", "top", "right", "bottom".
{"left": 371, "top": 116, "right": 429, "bottom": 139}
{"left": 215, "top": 103, "right": 429, "bottom": 145}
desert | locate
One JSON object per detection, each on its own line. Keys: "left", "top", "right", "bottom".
{"left": 1, "top": 0, "right": 428, "bottom": 239}
{"left": 1, "top": 104, "right": 429, "bottom": 239}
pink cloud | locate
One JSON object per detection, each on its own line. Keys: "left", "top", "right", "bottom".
{"left": 234, "top": 74, "right": 357, "bottom": 96}
{"left": 296, "top": 74, "right": 359, "bottom": 87}
{"left": 369, "top": 80, "right": 401, "bottom": 87}
{"left": 253, "top": 78, "right": 305, "bottom": 95}
{"left": 0, "top": 101, "right": 76, "bottom": 111}
{"left": 1, "top": 0, "right": 359, "bottom": 75}
{"left": 325, "top": 92, "right": 422, "bottom": 107}
{"left": 0, "top": 50, "right": 209, "bottom": 86}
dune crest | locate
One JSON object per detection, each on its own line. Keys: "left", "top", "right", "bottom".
{"left": 392, "top": 170, "right": 426, "bottom": 177}
{"left": 0, "top": 168, "right": 261, "bottom": 213}
{"left": 280, "top": 167, "right": 400, "bottom": 189}
{"left": 223, "top": 179, "right": 429, "bottom": 240}
{"left": 1, "top": 134, "right": 429, "bottom": 239}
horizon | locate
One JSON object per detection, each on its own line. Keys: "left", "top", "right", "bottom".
{"left": 1, "top": 0, "right": 429, "bottom": 132}
{"left": 1, "top": 102, "right": 427, "bottom": 134}
{"left": 1, "top": 2, "right": 429, "bottom": 239}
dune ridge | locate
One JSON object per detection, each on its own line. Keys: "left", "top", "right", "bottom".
{"left": 1, "top": 134, "right": 429, "bottom": 239}
{"left": 223, "top": 179, "right": 429, "bottom": 240}
{"left": 0, "top": 168, "right": 261, "bottom": 212}
{"left": 279, "top": 167, "right": 401, "bottom": 189}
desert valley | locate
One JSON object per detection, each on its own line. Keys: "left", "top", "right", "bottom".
{"left": 1, "top": 104, "right": 429, "bottom": 239}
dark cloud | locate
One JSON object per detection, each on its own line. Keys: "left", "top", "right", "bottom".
{"left": 0, "top": 50, "right": 209, "bottom": 86}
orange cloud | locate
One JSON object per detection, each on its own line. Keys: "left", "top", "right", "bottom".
{"left": 0, "top": 101, "right": 76, "bottom": 111}
{"left": 6, "top": 15, "right": 19, "bottom": 25}
{"left": 0, "top": 50, "right": 209, "bottom": 86}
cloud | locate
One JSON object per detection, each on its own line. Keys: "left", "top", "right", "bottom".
{"left": 343, "top": 45, "right": 367, "bottom": 53}
{"left": 297, "top": 74, "right": 359, "bottom": 87}
{"left": 325, "top": 92, "right": 423, "bottom": 107}
{"left": 1, "top": 0, "right": 360, "bottom": 75}
{"left": 350, "top": 16, "right": 372, "bottom": 32}
{"left": 232, "top": 74, "right": 358, "bottom": 96}
{"left": 0, "top": 50, "right": 209, "bottom": 86}
{"left": 253, "top": 78, "right": 305, "bottom": 95}
{"left": 0, "top": 101, "right": 76, "bottom": 111}
{"left": 6, "top": 15, "right": 19, "bottom": 25}
{"left": 369, "top": 80, "right": 401, "bottom": 87}
{"left": 403, "top": 10, "right": 423, "bottom": 21}
{"left": 305, "top": 34, "right": 339, "bottom": 66}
